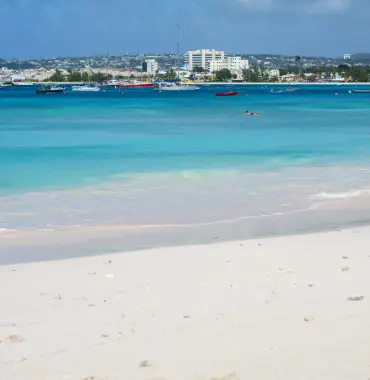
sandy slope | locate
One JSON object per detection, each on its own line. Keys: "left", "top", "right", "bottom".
{"left": 1, "top": 227, "right": 370, "bottom": 380}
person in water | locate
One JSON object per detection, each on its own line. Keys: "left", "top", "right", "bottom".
{"left": 244, "top": 110, "right": 260, "bottom": 116}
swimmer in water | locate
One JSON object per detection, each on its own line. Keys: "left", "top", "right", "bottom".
{"left": 244, "top": 110, "right": 260, "bottom": 116}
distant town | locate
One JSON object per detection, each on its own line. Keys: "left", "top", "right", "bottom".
{"left": 1, "top": 50, "right": 370, "bottom": 84}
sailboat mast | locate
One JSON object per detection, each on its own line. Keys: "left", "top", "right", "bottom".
{"left": 176, "top": 24, "right": 181, "bottom": 79}
{"left": 141, "top": 57, "right": 143, "bottom": 81}
{"left": 177, "top": 42, "right": 180, "bottom": 79}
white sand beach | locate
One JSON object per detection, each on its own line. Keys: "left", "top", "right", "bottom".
{"left": 1, "top": 227, "right": 370, "bottom": 380}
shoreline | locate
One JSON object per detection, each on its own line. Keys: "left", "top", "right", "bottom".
{"left": 19, "top": 81, "right": 370, "bottom": 85}
{"left": 2, "top": 213, "right": 370, "bottom": 266}
{"left": 196, "top": 82, "right": 369, "bottom": 85}
{"left": 1, "top": 226, "right": 370, "bottom": 379}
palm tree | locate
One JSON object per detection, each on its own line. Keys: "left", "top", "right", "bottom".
{"left": 295, "top": 56, "right": 302, "bottom": 78}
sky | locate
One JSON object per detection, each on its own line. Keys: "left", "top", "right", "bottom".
{"left": 0, "top": 0, "right": 369, "bottom": 59}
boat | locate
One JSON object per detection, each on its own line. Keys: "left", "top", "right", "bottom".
{"left": 153, "top": 28, "right": 200, "bottom": 92}
{"left": 349, "top": 89, "right": 370, "bottom": 94}
{"left": 36, "top": 85, "right": 64, "bottom": 94}
{"left": 72, "top": 85, "right": 100, "bottom": 92}
{"left": 0, "top": 81, "right": 14, "bottom": 87}
{"left": 72, "top": 63, "right": 101, "bottom": 91}
{"left": 115, "top": 81, "right": 153, "bottom": 89}
{"left": 153, "top": 82, "right": 200, "bottom": 91}
{"left": 13, "top": 81, "right": 34, "bottom": 86}
{"left": 100, "top": 79, "right": 121, "bottom": 88}
{"left": 215, "top": 91, "right": 239, "bottom": 97}
{"left": 270, "top": 88, "right": 299, "bottom": 94}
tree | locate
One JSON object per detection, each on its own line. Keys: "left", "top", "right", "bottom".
{"left": 242, "top": 68, "right": 261, "bottom": 82}
{"left": 192, "top": 66, "right": 206, "bottom": 73}
{"left": 81, "top": 72, "right": 89, "bottom": 82}
{"left": 67, "top": 71, "right": 82, "bottom": 82}
{"left": 215, "top": 69, "right": 232, "bottom": 82}
{"left": 48, "top": 69, "right": 64, "bottom": 82}
{"left": 166, "top": 68, "right": 177, "bottom": 80}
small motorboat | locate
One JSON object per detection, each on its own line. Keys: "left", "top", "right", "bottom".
{"left": 72, "top": 85, "right": 100, "bottom": 92}
{"left": 270, "top": 88, "right": 299, "bottom": 94}
{"left": 36, "top": 85, "right": 64, "bottom": 94}
{"left": 214, "top": 91, "right": 239, "bottom": 97}
{"left": 349, "top": 89, "right": 370, "bottom": 94}
{"left": 0, "top": 81, "right": 14, "bottom": 88}
{"left": 153, "top": 82, "right": 200, "bottom": 91}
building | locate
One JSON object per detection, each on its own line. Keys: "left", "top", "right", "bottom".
{"left": 208, "top": 60, "right": 228, "bottom": 73}
{"left": 142, "top": 59, "right": 158, "bottom": 75}
{"left": 226, "top": 57, "right": 249, "bottom": 73}
{"left": 343, "top": 54, "right": 351, "bottom": 60}
{"left": 185, "top": 49, "right": 226, "bottom": 70}
{"left": 208, "top": 56, "right": 249, "bottom": 74}
{"left": 268, "top": 69, "right": 280, "bottom": 79}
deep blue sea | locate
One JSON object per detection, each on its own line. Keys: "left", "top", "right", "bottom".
{"left": 2, "top": 84, "right": 370, "bottom": 263}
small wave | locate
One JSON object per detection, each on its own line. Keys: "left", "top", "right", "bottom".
{"left": 2, "top": 206, "right": 318, "bottom": 235}
{"left": 311, "top": 190, "right": 370, "bottom": 200}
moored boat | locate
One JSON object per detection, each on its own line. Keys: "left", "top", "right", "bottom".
{"left": 153, "top": 82, "right": 200, "bottom": 91}
{"left": 270, "top": 88, "right": 299, "bottom": 94}
{"left": 215, "top": 91, "right": 239, "bottom": 97}
{"left": 0, "top": 81, "right": 14, "bottom": 87}
{"left": 72, "top": 85, "right": 100, "bottom": 92}
{"left": 13, "top": 82, "right": 34, "bottom": 86}
{"left": 116, "top": 81, "right": 153, "bottom": 88}
{"left": 36, "top": 85, "right": 64, "bottom": 94}
{"left": 349, "top": 89, "right": 370, "bottom": 94}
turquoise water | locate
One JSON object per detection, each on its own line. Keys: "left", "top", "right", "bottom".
{"left": 2, "top": 85, "right": 370, "bottom": 262}
{"left": 2, "top": 85, "right": 370, "bottom": 193}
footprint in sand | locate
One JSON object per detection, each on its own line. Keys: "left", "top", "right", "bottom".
{"left": 347, "top": 296, "right": 365, "bottom": 301}
{"left": 139, "top": 360, "right": 152, "bottom": 368}
{"left": 6, "top": 334, "right": 26, "bottom": 343}
{"left": 211, "top": 372, "right": 239, "bottom": 380}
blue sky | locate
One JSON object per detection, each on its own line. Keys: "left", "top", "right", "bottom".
{"left": 1, "top": 0, "right": 369, "bottom": 59}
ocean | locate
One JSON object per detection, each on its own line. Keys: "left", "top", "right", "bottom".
{"left": 2, "top": 84, "right": 370, "bottom": 263}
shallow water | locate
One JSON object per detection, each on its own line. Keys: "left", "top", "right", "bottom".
{"left": 2, "top": 84, "right": 370, "bottom": 263}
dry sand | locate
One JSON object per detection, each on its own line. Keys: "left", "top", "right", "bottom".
{"left": 1, "top": 227, "right": 370, "bottom": 380}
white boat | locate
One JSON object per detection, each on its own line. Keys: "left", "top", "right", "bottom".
{"left": 72, "top": 61, "right": 101, "bottom": 92}
{"left": 72, "top": 85, "right": 100, "bottom": 92}
{"left": 349, "top": 89, "right": 370, "bottom": 94}
{"left": 153, "top": 28, "right": 200, "bottom": 92}
{"left": 13, "top": 82, "right": 34, "bottom": 86}
{"left": 154, "top": 82, "right": 200, "bottom": 91}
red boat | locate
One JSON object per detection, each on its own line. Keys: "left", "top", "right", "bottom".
{"left": 214, "top": 91, "right": 239, "bottom": 97}
{"left": 116, "top": 82, "right": 154, "bottom": 88}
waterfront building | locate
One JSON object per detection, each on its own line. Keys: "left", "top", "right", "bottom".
{"left": 185, "top": 49, "right": 226, "bottom": 70}
{"left": 142, "top": 59, "right": 158, "bottom": 75}
{"left": 208, "top": 56, "right": 249, "bottom": 74}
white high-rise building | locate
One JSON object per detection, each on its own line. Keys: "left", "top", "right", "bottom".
{"left": 226, "top": 57, "right": 249, "bottom": 72}
{"left": 185, "top": 49, "right": 226, "bottom": 70}
{"left": 208, "top": 60, "right": 228, "bottom": 73}
{"left": 142, "top": 59, "right": 158, "bottom": 75}
{"left": 208, "top": 56, "right": 249, "bottom": 74}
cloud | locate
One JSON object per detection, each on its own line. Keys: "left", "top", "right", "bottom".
{"left": 234, "top": 0, "right": 352, "bottom": 13}
{"left": 309, "top": 0, "right": 351, "bottom": 13}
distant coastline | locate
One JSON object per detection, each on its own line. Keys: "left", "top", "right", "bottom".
{"left": 36, "top": 81, "right": 370, "bottom": 85}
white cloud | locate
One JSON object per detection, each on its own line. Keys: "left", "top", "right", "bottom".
{"left": 234, "top": 0, "right": 352, "bottom": 13}
{"left": 309, "top": 0, "right": 351, "bottom": 13}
